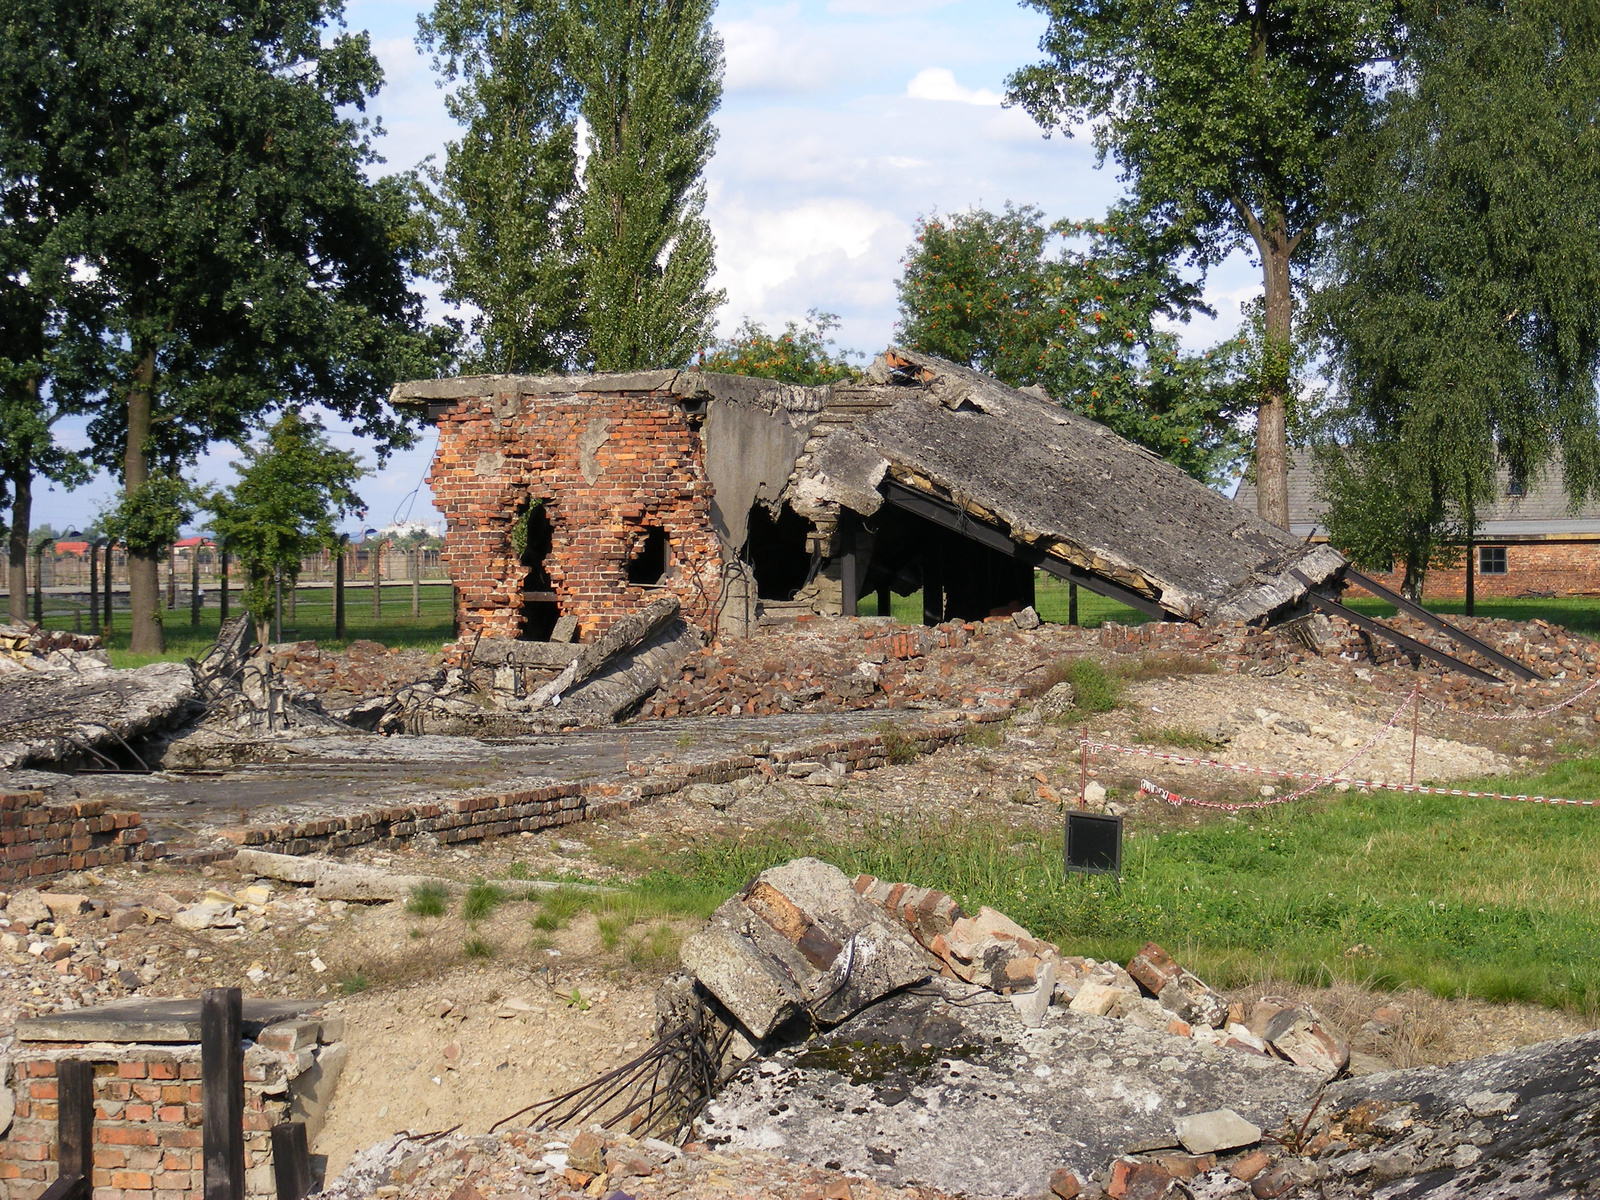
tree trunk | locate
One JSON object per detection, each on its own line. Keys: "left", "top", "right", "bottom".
{"left": 7, "top": 464, "right": 31, "bottom": 625}
{"left": 125, "top": 349, "right": 163, "bottom": 653}
{"left": 1255, "top": 217, "right": 1293, "bottom": 532}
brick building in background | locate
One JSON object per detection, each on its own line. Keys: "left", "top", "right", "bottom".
{"left": 1235, "top": 461, "right": 1600, "bottom": 600}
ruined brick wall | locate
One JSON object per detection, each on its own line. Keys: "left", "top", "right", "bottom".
{"left": 428, "top": 385, "right": 724, "bottom": 645}
{"left": 0, "top": 1044, "right": 294, "bottom": 1200}
{"left": 1362, "top": 540, "right": 1600, "bottom": 601}
{"left": 0, "top": 793, "right": 147, "bottom": 885}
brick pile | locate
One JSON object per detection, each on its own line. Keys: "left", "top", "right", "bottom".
{"left": 266, "top": 640, "right": 439, "bottom": 703}
{"left": 321, "top": 1125, "right": 963, "bottom": 1200}
{"left": 429, "top": 385, "right": 722, "bottom": 645}
{"left": 639, "top": 616, "right": 1065, "bottom": 719}
{"left": 0, "top": 793, "right": 147, "bottom": 885}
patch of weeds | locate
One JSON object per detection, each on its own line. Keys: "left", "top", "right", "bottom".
{"left": 462, "top": 881, "right": 509, "bottom": 922}
{"left": 408, "top": 927, "right": 424, "bottom": 940}
{"left": 879, "top": 724, "right": 921, "bottom": 765}
{"left": 817, "top": 796, "right": 854, "bottom": 811}
{"left": 597, "top": 912, "right": 632, "bottom": 951}
{"left": 1116, "top": 652, "right": 1218, "bottom": 682}
{"left": 337, "top": 972, "right": 370, "bottom": 995}
{"left": 405, "top": 882, "right": 448, "bottom": 918}
{"left": 627, "top": 923, "right": 682, "bottom": 967}
{"left": 675, "top": 732, "right": 696, "bottom": 749}
{"left": 567, "top": 987, "right": 590, "bottom": 1011}
{"left": 1131, "top": 725, "right": 1214, "bottom": 751}
{"left": 965, "top": 725, "right": 1002, "bottom": 749}
{"left": 504, "top": 861, "right": 531, "bottom": 881}
{"left": 463, "top": 936, "right": 495, "bottom": 959}
{"left": 530, "top": 887, "right": 589, "bottom": 931}
{"left": 1065, "top": 658, "right": 1120, "bottom": 712}
{"left": 528, "top": 932, "right": 555, "bottom": 954}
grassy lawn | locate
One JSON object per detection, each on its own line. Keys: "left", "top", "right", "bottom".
{"left": 605, "top": 753, "right": 1600, "bottom": 1014}
{"left": 1344, "top": 592, "right": 1600, "bottom": 637}
{"left": 35, "top": 583, "right": 458, "bottom": 667}
{"left": 864, "top": 572, "right": 1153, "bottom": 628}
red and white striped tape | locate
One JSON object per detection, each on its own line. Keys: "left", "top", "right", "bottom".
{"left": 1139, "top": 776, "right": 1598, "bottom": 810}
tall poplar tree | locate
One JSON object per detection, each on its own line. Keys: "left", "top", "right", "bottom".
{"left": 416, "top": 0, "right": 585, "bottom": 373}
{"left": 567, "top": 0, "right": 725, "bottom": 370}
{"left": 30, "top": 0, "right": 442, "bottom": 652}
{"left": 1312, "top": 0, "right": 1600, "bottom": 596}
{"left": 1007, "top": 0, "right": 1396, "bottom": 529}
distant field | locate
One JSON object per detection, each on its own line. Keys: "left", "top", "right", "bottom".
{"left": 34, "top": 582, "right": 457, "bottom": 668}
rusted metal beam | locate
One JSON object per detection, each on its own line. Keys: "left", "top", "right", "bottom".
{"left": 1339, "top": 568, "right": 1541, "bottom": 682}
{"left": 1295, "top": 588, "right": 1503, "bottom": 686}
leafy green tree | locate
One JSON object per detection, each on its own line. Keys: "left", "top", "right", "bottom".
{"left": 567, "top": 0, "right": 725, "bottom": 369}
{"left": 1007, "top": 0, "right": 1396, "bottom": 526}
{"left": 208, "top": 412, "right": 366, "bottom": 648}
{"left": 0, "top": 0, "right": 96, "bottom": 623}
{"left": 21, "top": 0, "right": 445, "bottom": 653}
{"left": 897, "top": 204, "right": 1247, "bottom": 484}
{"left": 1311, "top": 0, "right": 1600, "bottom": 597}
{"left": 416, "top": 0, "right": 585, "bottom": 373}
{"left": 696, "top": 310, "right": 860, "bottom": 385}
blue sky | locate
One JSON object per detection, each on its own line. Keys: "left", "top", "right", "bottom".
{"left": 40, "top": 0, "right": 1261, "bottom": 536}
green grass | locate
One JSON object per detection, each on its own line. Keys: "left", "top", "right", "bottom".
{"left": 1065, "top": 658, "right": 1121, "bottom": 712}
{"left": 862, "top": 572, "right": 1151, "bottom": 628}
{"left": 33, "top": 582, "right": 457, "bottom": 667}
{"left": 612, "top": 755, "right": 1600, "bottom": 1013}
{"left": 461, "top": 881, "right": 508, "bottom": 922}
{"left": 463, "top": 936, "right": 495, "bottom": 959}
{"left": 405, "top": 882, "right": 449, "bottom": 918}
{"left": 1343, "top": 593, "right": 1600, "bottom": 637}
{"left": 336, "top": 972, "right": 371, "bottom": 996}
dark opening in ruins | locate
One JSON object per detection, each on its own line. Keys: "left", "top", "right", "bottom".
{"left": 516, "top": 498, "right": 560, "bottom": 641}
{"left": 745, "top": 503, "right": 813, "bottom": 600}
{"left": 627, "top": 526, "right": 670, "bottom": 585}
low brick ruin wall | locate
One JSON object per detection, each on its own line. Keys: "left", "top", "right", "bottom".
{"left": 0, "top": 793, "right": 148, "bottom": 885}
{"left": 0, "top": 1018, "right": 344, "bottom": 1200}
{"left": 219, "top": 711, "right": 1002, "bottom": 856}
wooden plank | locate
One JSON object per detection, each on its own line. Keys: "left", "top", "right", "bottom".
{"left": 270, "top": 1122, "right": 313, "bottom": 1200}
{"left": 202, "top": 987, "right": 246, "bottom": 1200}
{"left": 1339, "top": 568, "right": 1539, "bottom": 682}
{"left": 53, "top": 1058, "right": 93, "bottom": 1200}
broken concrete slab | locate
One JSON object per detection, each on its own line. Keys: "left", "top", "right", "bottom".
{"left": 700, "top": 974, "right": 1323, "bottom": 1196}
{"left": 16, "top": 997, "right": 323, "bottom": 1043}
{"left": 679, "top": 858, "right": 930, "bottom": 1040}
{"left": 312, "top": 865, "right": 447, "bottom": 903}
{"left": 1173, "top": 1108, "right": 1261, "bottom": 1155}
{"left": 5, "top": 889, "right": 51, "bottom": 928}
{"left": 233, "top": 848, "right": 454, "bottom": 902}
{"left": 0, "top": 660, "right": 201, "bottom": 770}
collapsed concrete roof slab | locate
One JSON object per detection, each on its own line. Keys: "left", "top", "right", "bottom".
{"left": 390, "top": 349, "right": 1344, "bottom": 634}
{"left": 790, "top": 349, "right": 1345, "bottom": 622}
{"left": 0, "top": 661, "right": 201, "bottom": 771}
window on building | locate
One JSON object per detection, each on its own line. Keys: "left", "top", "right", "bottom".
{"left": 626, "top": 526, "right": 669, "bottom": 585}
{"left": 1479, "top": 545, "right": 1507, "bottom": 575}
{"left": 1507, "top": 477, "right": 1525, "bottom": 497}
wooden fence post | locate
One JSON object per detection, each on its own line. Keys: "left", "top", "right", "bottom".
{"left": 269, "top": 1122, "right": 312, "bottom": 1200}
{"left": 38, "top": 1058, "right": 95, "bottom": 1199}
{"left": 202, "top": 987, "right": 245, "bottom": 1200}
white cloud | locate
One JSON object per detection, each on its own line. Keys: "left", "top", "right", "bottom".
{"left": 828, "top": 0, "right": 961, "bottom": 15}
{"left": 720, "top": 10, "right": 841, "bottom": 94}
{"left": 905, "top": 67, "right": 1002, "bottom": 106}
